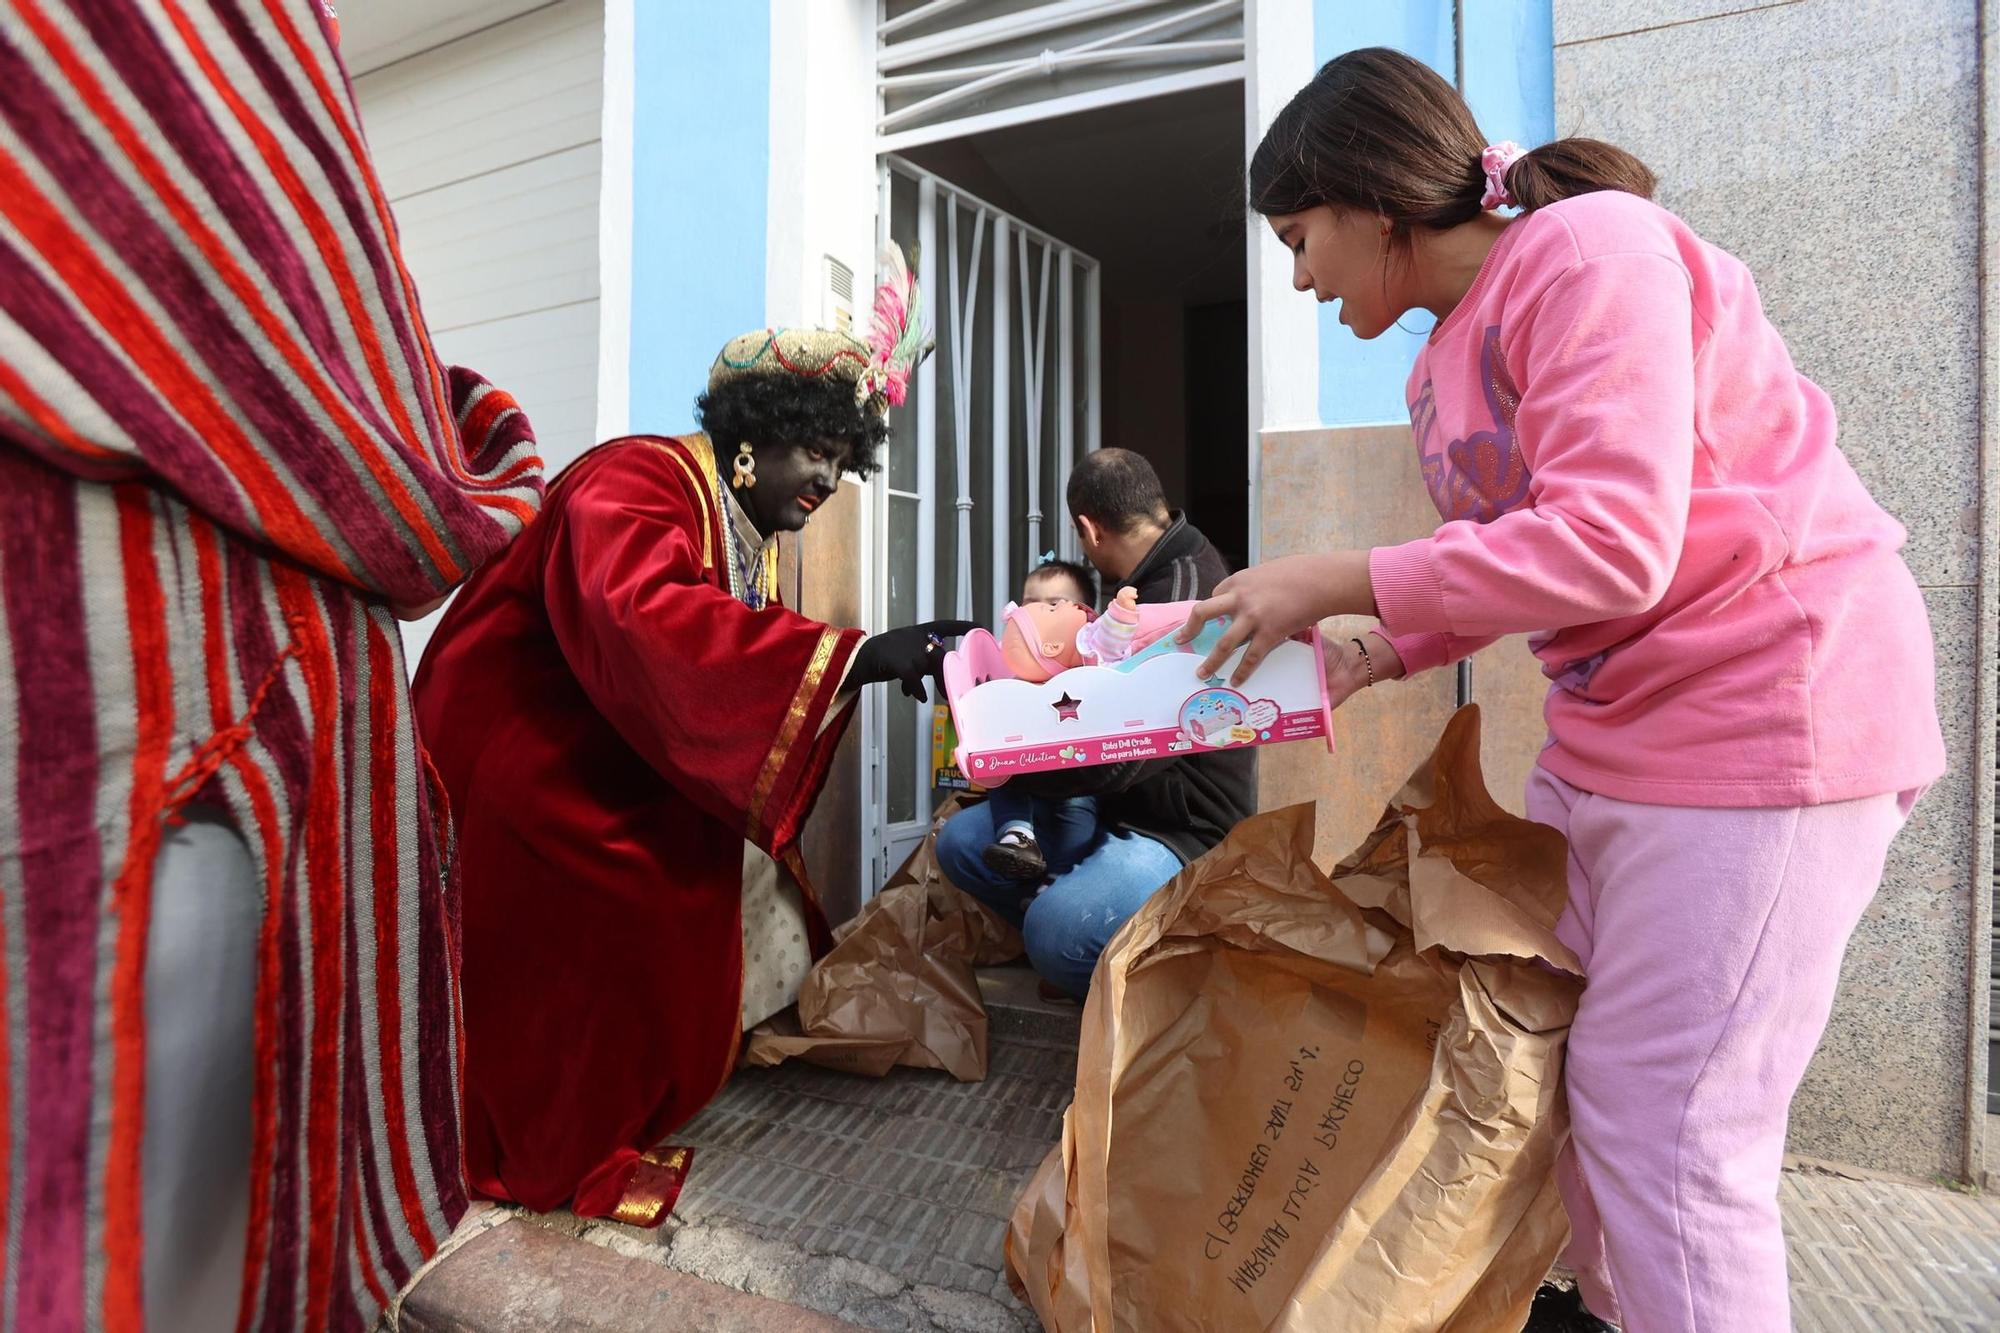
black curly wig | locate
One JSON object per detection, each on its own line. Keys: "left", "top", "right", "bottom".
{"left": 694, "top": 373, "right": 889, "bottom": 479}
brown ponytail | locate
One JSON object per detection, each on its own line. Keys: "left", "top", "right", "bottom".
{"left": 1503, "top": 138, "right": 1656, "bottom": 212}
{"left": 1249, "top": 47, "right": 1656, "bottom": 231}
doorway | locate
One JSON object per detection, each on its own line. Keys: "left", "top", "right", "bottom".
{"left": 866, "top": 80, "right": 1249, "bottom": 887}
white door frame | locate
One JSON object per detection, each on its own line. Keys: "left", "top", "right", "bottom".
{"left": 1242, "top": 0, "right": 1318, "bottom": 564}
{"left": 596, "top": 0, "right": 636, "bottom": 442}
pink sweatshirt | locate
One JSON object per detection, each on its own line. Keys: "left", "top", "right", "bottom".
{"left": 1371, "top": 191, "right": 1943, "bottom": 807}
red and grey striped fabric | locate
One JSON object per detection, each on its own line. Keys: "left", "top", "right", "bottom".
{"left": 0, "top": 1, "right": 545, "bottom": 1328}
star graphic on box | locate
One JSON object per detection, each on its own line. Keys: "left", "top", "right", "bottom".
{"left": 1052, "top": 692, "right": 1082, "bottom": 722}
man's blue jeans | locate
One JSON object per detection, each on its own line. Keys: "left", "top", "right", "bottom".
{"left": 937, "top": 800, "right": 1183, "bottom": 997}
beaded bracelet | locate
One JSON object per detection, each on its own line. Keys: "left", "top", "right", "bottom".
{"left": 1351, "top": 637, "right": 1376, "bottom": 688}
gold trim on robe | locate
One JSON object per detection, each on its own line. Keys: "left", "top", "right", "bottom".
{"left": 609, "top": 1147, "right": 695, "bottom": 1228}
{"left": 636, "top": 431, "right": 826, "bottom": 846}
{"left": 745, "top": 626, "right": 843, "bottom": 846}
{"left": 642, "top": 436, "right": 719, "bottom": 573}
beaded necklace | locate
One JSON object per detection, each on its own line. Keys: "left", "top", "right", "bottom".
{"left": 721, "top": 487, "right": 779, "bottom": 611}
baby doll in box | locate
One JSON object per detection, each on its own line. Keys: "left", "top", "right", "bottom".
{"left": 997, "top": 581, "right": 1179, "bottom": 683}
{"left": 975, "top": 560, "right": 1197, "bottom": 883}
{"left": 979, "top": 559, "right": 1099, "bottom": 883}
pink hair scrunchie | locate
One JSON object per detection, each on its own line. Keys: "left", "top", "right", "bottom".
{"left": 1480, "top": 141, "right": 1527, "bottom": 210}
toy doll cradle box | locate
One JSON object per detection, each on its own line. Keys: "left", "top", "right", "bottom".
{"left": 939, "top": 619, "right": 1335, "bottom": 785}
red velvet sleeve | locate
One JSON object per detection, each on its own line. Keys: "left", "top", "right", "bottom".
{"left": 540, "top": 445, "right": 862, "bottom": 852}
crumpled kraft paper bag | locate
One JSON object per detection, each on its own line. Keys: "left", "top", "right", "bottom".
{"left": 1006, "top": 706, "right": 1581, "bottom": 1332}
{"left": 742, "top": 799, "right": 1024, "bottom": 1081}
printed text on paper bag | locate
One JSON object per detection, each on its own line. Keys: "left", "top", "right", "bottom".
{"left": 1201, "top": 1046, "right": 1370, "bottom": 1294}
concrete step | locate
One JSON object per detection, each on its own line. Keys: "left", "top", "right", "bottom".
{"left": 399, "top": 1217, "right": 866, "bottom": 1332}
{"left": 977, "top": 962, "right": 1083, "bottom": 1046}
{"left": 639, "top": 1005, "right": 1077, "bottom": 1330}
{"left": 400, "top": 968, "right": 1080, "bottom": 1332}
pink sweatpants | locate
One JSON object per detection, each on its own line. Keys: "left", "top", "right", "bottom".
{"left": 1527, "top": 768, "right": 1910, "bottom": 1332}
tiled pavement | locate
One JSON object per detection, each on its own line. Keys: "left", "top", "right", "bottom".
{"left": 1781, "top": 1167, "right": 2000, "bottom": 1332}
{"left": 649, "top": 1051, "right": 1061, "bottom": 1327}
{"left": 399, "top": 967, "right": 2000, "bottom": 1331}
{"left": 627, "top": 968, "right": 1074, "bottom": 1330}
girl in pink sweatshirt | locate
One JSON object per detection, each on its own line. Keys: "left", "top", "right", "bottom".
{"left": 1187, "top": 47, "right": 1946, "bottom": 1333}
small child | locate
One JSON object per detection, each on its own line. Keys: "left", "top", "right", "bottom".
{"left": 981, "top": 558, "right": 1101, "bottom": 882}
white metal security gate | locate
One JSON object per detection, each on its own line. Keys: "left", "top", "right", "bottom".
{"left": 868, "top": 156, "right": 1102, "bottom": 885}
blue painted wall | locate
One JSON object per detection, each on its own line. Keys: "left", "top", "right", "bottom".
{"left": 1306, "top": 0, "right": 1554, "bottom": 427}
{"left": 627, "top": 1, "right": 771, "bottom": 432}
{"left": 1462, "top": 0, "right": 1557, "bottom": 154}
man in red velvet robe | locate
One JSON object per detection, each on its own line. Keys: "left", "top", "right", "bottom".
{"left": 413, "top": 305, "right": 964, "bottom": 1225}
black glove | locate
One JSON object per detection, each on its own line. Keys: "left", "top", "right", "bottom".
{"left": 850, "top": 620, "right": 978, "bottom": 701}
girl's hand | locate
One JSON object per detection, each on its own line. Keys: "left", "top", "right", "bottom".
{"left": 1324, "top": 631, "right": 1406, "bottom": 710}
{"left": 1180, "top": 552, "right": 1377, "bottom": 685}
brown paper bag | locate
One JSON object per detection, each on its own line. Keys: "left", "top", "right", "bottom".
{"left": 742, "top": 801, "right": 1024, "bottom": 1081}
{"left": 1005, "top": 706, "right": 1580, "bottom": 1332}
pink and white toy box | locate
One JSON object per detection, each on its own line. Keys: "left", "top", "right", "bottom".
{"left": 938, "top": 613, "right": 1335, "bottom": 785}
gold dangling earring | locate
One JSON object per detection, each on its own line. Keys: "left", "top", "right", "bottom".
{"left": 732, "top": 441, "right": 757, "bottom": 490}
